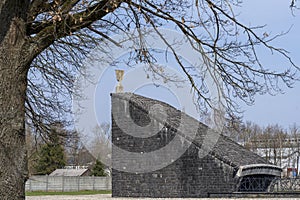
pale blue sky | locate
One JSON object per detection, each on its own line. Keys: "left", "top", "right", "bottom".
{"left": 78, "top": 0, "right": 300, "bottom": 133}
{"left": 237, "top": 0, "right": 300, "bottom": 128}
{"left": 72, "top": 0, "right": 300, "bottom": 170}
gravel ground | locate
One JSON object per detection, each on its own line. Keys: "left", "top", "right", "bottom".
{"left": 26, "top": 194, "right": 300, "bottom": 200}
{"left": 26, "top": 194, "right": 111, "bottom": 200}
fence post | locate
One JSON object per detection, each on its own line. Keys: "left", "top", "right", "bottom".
{"left": 93, "top": 176, "right": 95, "bottom": 191}
{"left": 28, "top": 178, "right": 31, "bottom": 192}
{"left": 46, "top": 175, "right": 49, "bottom": 192}
{"left": 62, "top": 175, "right": 65, "bottom": 192}
{"left": 77, "top": 176, "right": 80, "bottom": 191}
{"left": 106, "top": 176, "right": 110, "bottom": 190}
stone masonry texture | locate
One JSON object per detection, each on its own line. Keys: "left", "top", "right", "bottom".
{"left": 111, "top": 93, "right": 271, "bottom": 197}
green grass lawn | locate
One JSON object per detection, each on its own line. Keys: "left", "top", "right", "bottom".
{"left": 26, "top": 190, "right": 112, "bottom": 196}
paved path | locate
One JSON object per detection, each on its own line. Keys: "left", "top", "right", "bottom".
{"left": 26, "top": 194, "right": 111, "bottom": 200}
{"left": 26, "top": 194, "right": 300, "bottom": 200}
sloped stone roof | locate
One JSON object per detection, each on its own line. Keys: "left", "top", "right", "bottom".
{"left": 111, "top": 92, "right": 269, "bottom": 169}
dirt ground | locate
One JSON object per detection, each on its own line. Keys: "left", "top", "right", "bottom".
{"left": 26, "top": 195, "right": 300, "bottom": 200}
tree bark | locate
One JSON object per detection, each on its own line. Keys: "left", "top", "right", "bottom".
{"left": 0, "top": 38, "right": 29, "bottom": 199}
{"left": 0, "top": 59, "right": 27, "bottom": 200}
{"left": 0, "top": 1, "right": 31, "bottom": 199}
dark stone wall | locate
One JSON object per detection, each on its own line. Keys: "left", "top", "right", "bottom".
{"left": 111, "top": 96, "right": 238, "bottom": 197}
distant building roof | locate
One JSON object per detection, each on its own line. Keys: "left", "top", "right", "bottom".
{"left": 49, "top": 168, "right": 90, "bottom": 176}
{"left": 112, "top": 93, "right": 269, "bottom": 169}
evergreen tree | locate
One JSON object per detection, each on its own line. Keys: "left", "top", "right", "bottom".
{"left": 91, "top": 160, "right": 106, "bottom": 176}
{"left": 35, "top": 139, "right": 66, "bottom": 175}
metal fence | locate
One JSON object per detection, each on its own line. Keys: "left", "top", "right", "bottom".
{"left": 210, "top": 177, "right": 300, "bottom": 198}
{"left": 25, "top": 176, "right": 111, "bottom": 192}
{"left": 268, "top": 177, "right": 300, "bottom": 192}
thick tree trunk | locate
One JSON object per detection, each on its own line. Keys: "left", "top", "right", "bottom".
{"left": 0, "top": 1, "right": 31, "bottom": 199}
{"left": 0, "top": 57, "right": 28, "bottom": 199}
{"left": 0, "top": 40, "right": 29, "bottom": 199}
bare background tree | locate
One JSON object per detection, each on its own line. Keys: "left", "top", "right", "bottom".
{"left": 0, "top": 0, "right": 299, "bottom": 199}
{"left": 88, "top": 123, "right": 112, "bottom": 166}
{"left": 224, "top": 119, "right": 300, "bottom": 177}
{"left": 288, "top": 124, "right": 300, "bottom": 175}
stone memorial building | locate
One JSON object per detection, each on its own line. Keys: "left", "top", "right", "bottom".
{"left": 111, "top": 93, "right": 282, "bottom": 197}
